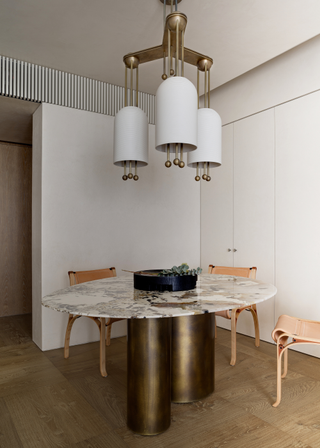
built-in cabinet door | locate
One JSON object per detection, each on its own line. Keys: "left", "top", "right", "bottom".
{"left": 200, "top": 123, "right": 234, "bottom": 271}
{"left": 233, "top": 109, "right": 275, "bottom": 342}
{"left": 275, "top": 90, "right": 320, "bottom": 357}
{"left": 201, "top": 110, "right": 275, "bottom": 340}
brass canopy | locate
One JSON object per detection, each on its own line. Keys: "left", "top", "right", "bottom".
{"left": 166, "top": 12, "right": 187, "bottom": 32}
{"left": 123, "top": 56, "right": 139, "bottom": 69}
{"left": 197, "top": 58, "right": 213, "bottom": 72}
{"left": 160, "top": 0, "right": 182, "bottom": 3}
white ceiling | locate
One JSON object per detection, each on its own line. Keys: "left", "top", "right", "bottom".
{"left": 1, "top": 0, "right": 320, "bottom": 144}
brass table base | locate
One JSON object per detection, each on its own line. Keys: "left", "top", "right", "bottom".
{"left": 127, "top": 313, "right": 215, "bottom": 435}
{"left": 127, "top": 318, "right": 171, "bottom": 435}
{"left": 172, "top": 313, "right": 215, "bottom": 403}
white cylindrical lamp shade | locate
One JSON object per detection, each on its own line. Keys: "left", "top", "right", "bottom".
{"left": 187, "top": 108, "right": 222, "bottom": 168}
{"left": 114, "top": 106, "right": 148, "bottom": 166}
{"left": 155, "top": 76, "right": 198, "bottom": 153}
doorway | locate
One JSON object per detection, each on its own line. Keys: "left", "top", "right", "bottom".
{"left": 0, "top": 141, "right": 32, "bottom": 316}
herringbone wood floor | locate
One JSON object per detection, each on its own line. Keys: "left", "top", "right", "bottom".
{"left": 1, "top": 314, "right": 320, "bottom": 448}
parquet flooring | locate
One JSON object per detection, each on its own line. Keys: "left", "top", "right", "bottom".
{"left": 1, "top": 314, "right": 320, "bottom": 447}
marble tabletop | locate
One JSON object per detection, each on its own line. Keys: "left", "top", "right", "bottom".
{"left": 42, "top": 273, "right": 277, "bottom": 319}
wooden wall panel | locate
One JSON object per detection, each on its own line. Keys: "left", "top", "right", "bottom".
{"left": 0, "top": 142, "right": 32, "bottom": 316}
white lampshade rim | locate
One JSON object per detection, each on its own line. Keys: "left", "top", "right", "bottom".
{"left": 188, "top": 161, "right": 221, "bottom": 168}
{"left": 156, "top": 143, "right": 197, "bottom": 153}
{"left": 114, "top": 160, "right": 148, "bottom": 167}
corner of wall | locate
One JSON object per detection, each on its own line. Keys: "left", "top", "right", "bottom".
{"left": 32, "top": 104, "right": 43, "bottom": 349}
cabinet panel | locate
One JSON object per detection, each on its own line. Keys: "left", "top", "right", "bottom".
{"left": 233, "top": 109, "right": 275, "bottom": 342}
{"left": 200, "top": 123, "right": 234, "bottom": 271}
{"left": 275, "top": 91, "right": 320, "bottom": 357}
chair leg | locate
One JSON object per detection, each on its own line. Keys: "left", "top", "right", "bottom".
{"left": 250, "top": 304, "right": 260, "bottom": 348}
{"left": 230, "top": 309, "right": 239, "bottom": 366}
{"left": 106, "top": 320, "right": 112, "bottom": 347}
{"left": 65, "top": 315, "right": 101, "bottom": 359}
{"left": 100, "top": 317, "right": 108, "bottom": 377}
{"left": 282, "top": 346, "right": 288, "bottom": 378}
{"left": 105, "top": 318, "right": 125, "bottom": 346}
{"left": 64, "top": 314, "right": 80, "bottom": 359}
{"left": 273, "top": 343, "right": 285, "bottom": 407}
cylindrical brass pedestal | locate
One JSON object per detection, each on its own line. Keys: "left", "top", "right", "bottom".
{"left": 171, "top": 313, "right": 215, "bottom": 403}
{"left": 127, "top": 318, "right": 171, "bottom": 435}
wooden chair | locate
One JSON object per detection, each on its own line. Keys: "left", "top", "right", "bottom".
{"left": 208, "top": 265, "right": 259, "bottom": 366}
{"left": 64, "top": 267, "right": 123, "bottom": 377}
{"left": 272, "top": 315, "right": 320, "bottom": 407}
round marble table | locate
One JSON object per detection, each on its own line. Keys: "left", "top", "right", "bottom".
{"left": 42, "top": 273, "right": 277, "bottom": 435}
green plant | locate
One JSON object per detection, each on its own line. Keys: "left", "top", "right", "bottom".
{"left": 158, "top": 263, "right": 202, "bottom": 277}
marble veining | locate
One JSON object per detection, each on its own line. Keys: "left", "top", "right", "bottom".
{"left": 42, "top": 274, "right": 277, "bottom": 319}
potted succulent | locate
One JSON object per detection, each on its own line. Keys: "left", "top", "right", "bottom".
{"left": 158, "top": 263, "right": 202, "bottom": 277}
{"left": 134, "top": 264, "right": 202, "bottom": 292}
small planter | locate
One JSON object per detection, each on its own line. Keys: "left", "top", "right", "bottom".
{"left": 134, "top": 270, "right": 197, "bottom": 292}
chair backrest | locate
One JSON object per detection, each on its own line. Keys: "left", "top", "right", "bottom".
{"left": 208, "top": 265, "right": 257, "bottom": 280}
{"left": 68, "top": 267, "right": 117, "bottom": 286}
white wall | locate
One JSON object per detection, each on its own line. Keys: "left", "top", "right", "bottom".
{"left": 201, "top": 34, "right": 320, "bottom": 356}
{"left": 275, "top": 91, "right": 320, "bottom": 357}
{"left": 32, "top": 106, "right": 42, "bottom": 346}
{"left": 211, "top": 34, "right": 320, "bottom": 126}
{"left": 33, "top": 103, "right": 200, "bottom": 350}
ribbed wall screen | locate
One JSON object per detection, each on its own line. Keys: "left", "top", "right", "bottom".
{"left": 0, "top": 55, "right": 155, "bottom": 124}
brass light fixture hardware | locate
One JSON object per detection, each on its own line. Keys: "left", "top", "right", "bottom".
{"left": 114, "top": 0, "right": 221, "bottom": 183}
{"left": 195, "top": 162, "right": 200, "bottom": 181}
{"left": 188, "top": 55, "right": 222, "bottom": 181}
{"left": 123, "top": 161, "right": 127, "bottom": 181}
{"left": 122, "top": 25, "right": 213, "bottom": 69}
{"left": 165, "top": 144, "right": 171, "bottom": 167}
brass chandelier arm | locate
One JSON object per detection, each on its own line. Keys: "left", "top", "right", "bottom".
{"left": 123, "top": 41, "right": 213, "bottom": 70}
{"left": 124, "top": 45, "right": 212, "bottom": 69}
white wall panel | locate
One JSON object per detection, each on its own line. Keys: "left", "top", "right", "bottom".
{"left": 210, "top": 35, "right": 320, "bottom": 126}
{"left": 33, "top": 103, "right": 200, "bottom": 351}
{"left": 233, "top": 109, "right": 275, "bottom": 342}
{"left": 200, "top": 124, "right": 234, "bottom": 271}
{"left": 200, "top": 124, "right": 234, "bottom": 332}
{"left": 275, "top": 90, "right": 320, "bottom": 357}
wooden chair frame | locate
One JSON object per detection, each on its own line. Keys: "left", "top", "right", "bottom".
{"left": 208, "top": 265, "right": 259, "bottom": 366}
{"left": 64, "top": 267, "right": 123, "bottom": 377}
{"left": 272, "top": 314, "right": 320, "bottom": 407}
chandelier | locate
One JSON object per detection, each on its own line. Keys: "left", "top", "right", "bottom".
{"left": 113, "top": 0, "right": 221, "bottom": 182}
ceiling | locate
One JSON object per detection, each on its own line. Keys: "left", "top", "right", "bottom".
{"left": 1, "top": 0, "right": 320, "bottom": 144}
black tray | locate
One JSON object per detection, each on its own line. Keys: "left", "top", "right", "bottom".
{"left": 134, "top": 270, "right": 197, "bottom": 292}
